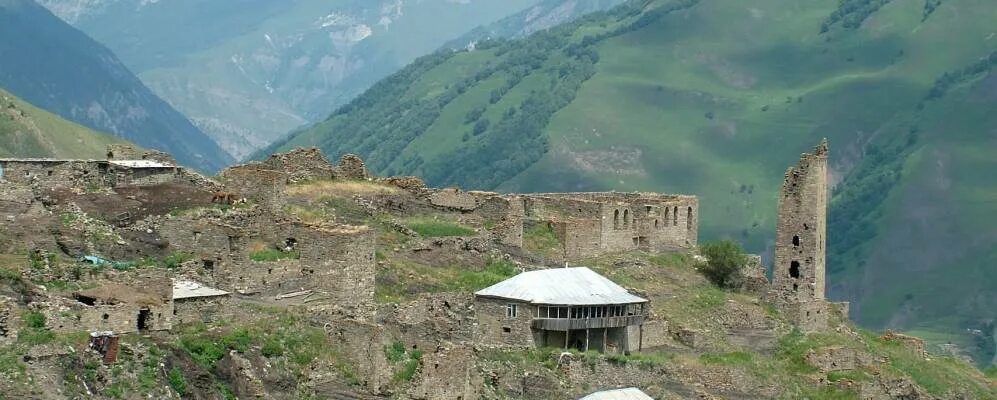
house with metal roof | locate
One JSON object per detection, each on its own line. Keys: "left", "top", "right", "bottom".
{"left": 473, "top": 267, "right": 649, "bottom": 353}
{"left": 578, "top": 387, "right": 654, "bottom": 400}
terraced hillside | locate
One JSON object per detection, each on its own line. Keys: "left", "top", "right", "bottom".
{"left": 271, "top": 0, "right": 997, "bottom": 365}
{"left": 0, "top": 88, "right": 125, "bottom": 159}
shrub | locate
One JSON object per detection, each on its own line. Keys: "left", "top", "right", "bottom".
{"left": 261, "top": 337, "right": 284, "bottom": 358}
{"left": 179, "top": 336, "right": 226, "bottom": 368}
{"left": 385, "top": 341, "right": 407, "bottom": 363}
{"left": 168, "top": 367, "right": 187, "bottom": 396}
{"left": 24, "top": 311, "right": 46, "bottom": 328}
{"left": 697, "top": 240, "right": 748, "bottom": 289}
{"left": 250, "top": 249, "right": 301, "bottom": 262}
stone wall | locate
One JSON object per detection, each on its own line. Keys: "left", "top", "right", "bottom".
{"left": 173, "top": 296, "right": 233, "bottom": 326}
{"left": 519, "top": 192, "right": 698, "bottom": 260}
{"left": 0, "top": 160, "right": 110, "bottom": 190}
{"left": 261, "top": 148, "right": 336, "bottom": 183}
{"left": 106, "top": 144, "right": 176, "bottom": 164}
{"left": 406, "top": 345, "right": 483, "bottom": 400}
{"left": 112, "top": 166, "right": 179, "bottom": 187}
{"left": 428, "top": 188, "right": 478, "bottom": 211}
{"left": 335, "top": 154, "right": 368, "bottom": 180}
{"left": 217, "top": 164, "right": 288, "bottom": 212}
{"left": 473, "top": 298, "right": 535, "bottom": 347}
{"left": 805, "top": 346, "right": 868, "bottom": 372}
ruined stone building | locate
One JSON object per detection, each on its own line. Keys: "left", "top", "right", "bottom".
{"left": 769, "top": 140, "right": 847, "bottom": 331}
{"left": 474, "top": 267, "right": 649, "bottom": 353}
{"left": 0, "top": 144, "right": 207, "bottom": 191}
{"left": 67, "top": 271, "right": 174, "bottom": 334}
{"left": 516, "top": 192, "right": 698, "bottom": 260}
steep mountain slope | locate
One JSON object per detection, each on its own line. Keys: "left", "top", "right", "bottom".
{"left": 37, "top": 0, "right": 554, "bottom": 159}
{"left": 0, "top": 0, "right": 230, "bottom": 172}
{"left": 0, "top": 88, "right": 125, "bottom": 159}
{"left": 445, "top": 0, "right": 627, "bottom": 49}
{"left": 273, "top": 0, "right": 997, "bottom": 365}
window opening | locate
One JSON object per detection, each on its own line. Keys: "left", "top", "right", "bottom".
{"left": 790, "top": 261, "right": 801, "bottom": 278}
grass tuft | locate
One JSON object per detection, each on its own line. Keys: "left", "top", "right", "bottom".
{"left": 405, "top": 217, "right": 475, "bottom": 237}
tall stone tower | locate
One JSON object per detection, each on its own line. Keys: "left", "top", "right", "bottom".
{"left": 770, "top": 139, "right": 834, "bottom": 331}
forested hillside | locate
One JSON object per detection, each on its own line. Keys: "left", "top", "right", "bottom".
{"left": 271, "top": 0, "right": 997, "bottom": 366}
{"left": 0, "top": 0, "right": 230, "bottom": 172}
{"left": 0, "top": 88, "right": 125, "bottom": 159}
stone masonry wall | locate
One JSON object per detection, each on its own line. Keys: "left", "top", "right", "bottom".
{"left": 474, "top": 298, "right": 535, "bottom": 348}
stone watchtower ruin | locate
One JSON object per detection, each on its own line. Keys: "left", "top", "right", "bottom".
{"left": 769, "top": 139, "right": 844, "bottom": 331}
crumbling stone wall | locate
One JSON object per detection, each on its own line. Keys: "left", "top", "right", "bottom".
{"left": 552, "top": 219, "right": 602, "bottom": 260}
{"left": 106, "top": 144, "right": 176, "bottom": 164}
{"left": 0, "top": 296, "right": 15, "bottom": 345}
{"left": 173, "top": 296, "right": 233, "bottom": 325}
{"left": 0, "top": 160, "right": 111, "bottom": 190}
{"left": 335, "top": 154, "right": 368, "bottom": 180}
{"left": 388, "top": 293, "right": 476, "bottom": 348}
{"left": 110, "top": 165, "right": 179, "bottom": 187}
{"left": 406, "top": 345, "right": 483, "bottom": 400}
{"left": 72, "top": 269, "right": 174, "bottom": 334}
{"left": 261, "top": 148, "right": 336, "bottom": 183}
{"left": 806, "top": 346, "right": 868, "bottom": 372}
{"left": 473, "top": 298, "right": 536, "bottom": 348}
{"left": 218, "top": 164, "right": 288, "bottom": 212}
{"left": 519, "top": 192, "right": 698, "bottom": 260}
{"left": 428, "top": 188, "right": 479, "bottom": 211}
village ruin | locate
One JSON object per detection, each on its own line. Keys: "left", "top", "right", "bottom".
{"left": 0, "top": 140, "right": 861, "bottom": 398}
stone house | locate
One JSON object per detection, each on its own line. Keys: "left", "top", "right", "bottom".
{"left": 474, "top": 267, "right": 649, "bottom": 353}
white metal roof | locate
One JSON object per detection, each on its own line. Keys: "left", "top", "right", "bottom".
{"left": 110, "top": 160, "right": 175, "bottom": 168}
{"left": 474, "top": 267, "right": 647, "bottom": 305}
{"left": 579, "top": 388, "right": 653, "bottom": 400}
{"left": 173, "top": 280, "right": 229, "bottom": 300}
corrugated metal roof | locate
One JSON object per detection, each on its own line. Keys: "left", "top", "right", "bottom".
{"left": 474, "top": 267, "right": 646, "bottom": 305}
{"left": 110, "top": 160, "right": 175, "bottom": 168}
{"left": 173, "top": 280, "right": 229, "bottom": 300}
{"left": 579, "top": 388, "right": 653, "bottom": 400}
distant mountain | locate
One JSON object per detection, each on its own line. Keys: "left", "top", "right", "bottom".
{"left": 272, "top": 0, "right": 997, "bottom": 366}
{"left": 0, "top": 0, "right": 231, "bottom": 172}
{"left": 445, "top": 0, "right": 626, "bottom": 49}
{"left": 0, "top": 88, "right": 125, "bottom": 159}
{"left": 36, "top": 0, "right": 552, "bottom": 160}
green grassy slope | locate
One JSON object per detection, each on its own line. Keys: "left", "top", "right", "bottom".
{"left": 273, "top": 0, "right": 997, "bottom": 366}
{"left": 0, "top": 88, "right": 125, "bottom": 159}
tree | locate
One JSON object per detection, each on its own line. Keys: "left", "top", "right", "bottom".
{"left": 698, "top": 240, "right": 748, "bottom": 289}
